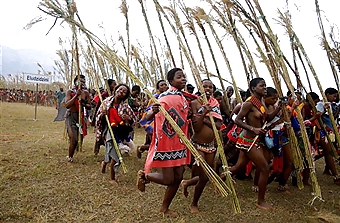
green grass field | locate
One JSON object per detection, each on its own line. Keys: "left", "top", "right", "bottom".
{"left": 1, "top": 102, "right": 340, "bottom": 222}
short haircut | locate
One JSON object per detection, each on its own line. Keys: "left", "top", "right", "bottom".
{"left": 249, "top": 78, "right": 264, "bottom": 93}
{"left": 156, "top": 80, "right": 166, "bottom": 90}
{"left": 266, "top": 87, "right": 278, "bottom": 97}
{"left": 307, "top": 92, "right": 319, "bottom": 101}
{"left": 73, "top": 74, "right": 85, "bottom": 85}
{"left": 325, "top": 87, "right": 338, "bottom": 96}
{"left": 107, "top": 79, "right": 115, "bottom": 86}
{"left": 167, "top": 68, "right": 182, "bottom": 82}
{"left": 213, "top": 91, "right": 222, "bottom": 98}
{"left": 131, "top": 85, "right": 141, "bottom": 92}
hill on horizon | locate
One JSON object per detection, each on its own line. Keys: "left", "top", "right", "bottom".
{"left": 1, "top": 45, "right": 57, "bottom": 77}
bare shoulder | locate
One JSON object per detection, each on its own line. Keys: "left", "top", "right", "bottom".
{"left": 84, "top": 90, "right": 90, "bottom": 96}
{"left": 190, "top": 99, "right": 199, "bottom": 106}
{"left": 66, "top": 89, "right": 72, "bottom": 97}
{"left": 241, "top": 101, "right": 252, "bottom": 108}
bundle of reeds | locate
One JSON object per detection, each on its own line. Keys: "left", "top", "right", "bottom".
{"left": 37, "top": 1, "right": 242, "bottom": 205}
{"left": 277, "top": 10, "right": 339, "bottom": 159}
{"left": 229, "top": 0, "right": 303, "bottom": 191}
{"left": 161, "top": 2, "right": 200, "bottom": 88}
{"left": 64, "top": 0, "right": 83, "bottom": 152}
{"left": 54, "top": 39, "right": 71, "bottom": 88}
{"left": 157, "top": 1, "right": 241, "bottom": 212}
{"left": 328, "top": 27, "right": 340, "bottom": 76}
{"left": 197, "top": 3, "right": 242, "bottom": 104}
{"left": 81, "top": 45, "right": 128, "bottom": 173}
{"left": 178, "top": 3, "right": 209, "bottom": 78}
{"left": 232, "top": 0, "right": 323, "bottom": 201}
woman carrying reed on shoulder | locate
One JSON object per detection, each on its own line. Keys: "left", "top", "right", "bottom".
{"left": 136, "top": 68, "right": 191, "bottom": 217}
{"left": 96, "top": 84, "right": 137, "bottom": 186}
{"left": 229, "top": 78, "right": 282, "bottom": 210}
{"left": 180, "top": 79, "right": 222, "bottom": 214}
{"left": 309, "top": 89, "right": 340, "bottom": 184}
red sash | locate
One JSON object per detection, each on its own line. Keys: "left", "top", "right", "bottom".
{"left": 246, "top": 96, "right": 267, "bottom": 123}
{"left": 109, "top": 105, "right": 124, "bottom": 127}
{"left": 70, "top": 90, "right": 87, "bottom": 136}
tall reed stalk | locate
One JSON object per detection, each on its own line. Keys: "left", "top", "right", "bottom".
{"left": 194, "top": 6, "right": 242, "bottom": 104}
{"left": 138, "top": 0, "right": 164, "bottom": 80}
{"left": 81, "top": 46, "right": 128, "bottom": 173}
{"left": 315, "top": 0, "right": 340, "bottom": 92}
{"left": 277, "top": 9, "right": 340, "bottom": 158}
{"left": 178, "top": 3, "right": 209, "bottom": 77}
{"left": 119, "top": 0, "right": 131, "bottom": 84}
{"left": 243, "top": 0, "right": 322, "bottom": 201}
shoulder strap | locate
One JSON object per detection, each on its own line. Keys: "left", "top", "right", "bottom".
{"left": 246, "top": 96, "right": 267, "bottom": 122}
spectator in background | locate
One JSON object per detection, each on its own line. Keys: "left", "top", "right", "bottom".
{"left": 186, "top": 84, "right": 195, "bottom": 94}
{"left": 56, "top": 88, "right": 66, "bottom": 109}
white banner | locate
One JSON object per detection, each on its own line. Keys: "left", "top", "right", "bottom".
{"left": 24, "top": 73, "right": 51, "bottom": 84}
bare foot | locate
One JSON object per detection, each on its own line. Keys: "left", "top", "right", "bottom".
{"left": 109, "top": 180, "right": 118, "bottom": 186}
{"left": 190, "top": 205, "right": 199, "bottom": 214}
{"left": 101, "top": 161, "right": 106, "bottom": 174}
{"left": 137, "top": 146, "right": 142, "bottom": 159}
{"left": 277, "top": 185, "right": 292, "bottom": 195}
{"left": 255, "top": 201, "right": 273, "bottom": 210}
{"left": 66, "top": 156, "right": 73, "bottom": 164}
{"left": 136, "top": 170, "right": 149, "bottom": 192}
{"left": 160, "top": 209, "right": 178, "bottom": 217}
{"left": 181, "top": 180, "right": 189, "bottom": 198}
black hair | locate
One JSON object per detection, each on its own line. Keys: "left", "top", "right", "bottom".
{"left": 213, "top": 91, "right": 222, "bottom": 98}
{"left": 325, "top": 87, "right": 338, "bottom": 96}
{"left": 246, "top": 89, "right": 251, "bottom": 98}
{"left": 167, "top": 68, "right": 182, "bottom": 82}
{"left": 201, "top": 79, "right": 216, "bottom": 92}
{"left": 107, "top": 79, "right": 116, "bottom": 86}
{"left": 201, "top": 79, "right": 213, "bottom": 88}
{"left": 156, "top": 80, "right": 166, "bottom": 89}
{"left": 286, "top": 90, "right": 291, "bottom": 97}
{"left": 114, "top": 83, "right": 131, "bottom": 101}
{"left": 131, "top": 85, "right": 141, "bottom": 92}
{"left": 73, "top": 74, "right": 85, "bottom": 85}
{"left": 240, "top": 90, "right": 246, "bottom": 98}
{"left": 307, "top": 92, "right": 319, "bottom": 101}
{"left": 195, "top": 91, "right": 202, "bottom": 96}
{"left": 227, "top": 86, "right": 233, "bottom": 90}
{"left": 287, "top": 89, "right": 302, "bottom": 97}
{"left": 249, "top": 77, "right": 264, "bottom": 93}
{"left": 266, "top": 87, "right": 278, "bottom": 97}
{"left": 202, "top": 78, "right": 212, "bottom": 83}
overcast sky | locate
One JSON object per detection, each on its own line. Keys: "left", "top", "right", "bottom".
{"left": 1, "top": 0, "right": 339, "bottom": 93}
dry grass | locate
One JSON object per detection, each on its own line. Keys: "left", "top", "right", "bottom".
{"left": 0, "top": 102, "right": 340, "bottom": 223}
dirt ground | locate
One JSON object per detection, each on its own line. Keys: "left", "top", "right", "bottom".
{"left": 0, "top": 103, "right": 340, "bottom": 223}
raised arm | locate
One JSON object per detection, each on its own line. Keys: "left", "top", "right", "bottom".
{"left": 65, "top": 89, "right": 81, "bottom": 109}
{"left": 191, "top": 100, "right": 205, "bottom": 132}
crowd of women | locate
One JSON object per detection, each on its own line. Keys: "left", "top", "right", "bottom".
{"left": 63, "top": 68, "right": 340, "bottom": 214}
{"left": 0, "top": 88, "right": 65, "bottom": 107}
